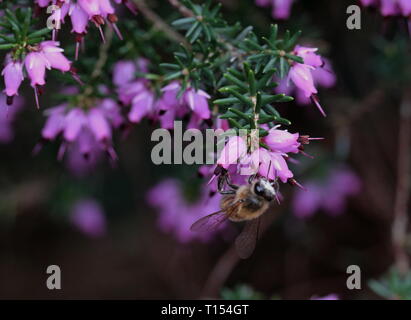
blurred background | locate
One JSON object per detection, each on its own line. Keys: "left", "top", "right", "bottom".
{"left": 0, "top": 0, "right": 410, "bottom": 299}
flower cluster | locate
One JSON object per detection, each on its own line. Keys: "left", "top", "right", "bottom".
{"left": 255, "top": 0, "right": 295, "bottom": 20}
{"left": 280, "top": 45, "right": 335, "bottom": 117}
{"left": 360, "top": 0, "right": 411, "bottom": 17}
{"left": 292, "top": 167, "right": 361, "bottom": 218}
{"left": 36, "top": 0, "right": 137, "bottom": 58}
{"left": 276, "top": 56, "right": 336, "bottom": 110}
{"left": 41, "top": 94, "right": 123, "bottom": 168}
{"left": 147, "top": 179, "right": 224, "bottom": 243}
{"left": 113, "top": 60, "right": 211, "bottom": 129}
{"left": 216, "top": 126, "right": 319, "bottom": 186}
{"left": 2, "top": 41, "right": 73, "bottom": 107}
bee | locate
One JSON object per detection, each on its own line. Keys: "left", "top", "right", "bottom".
{"left": 191, "top": 166, "right": 279, "bottom": 259}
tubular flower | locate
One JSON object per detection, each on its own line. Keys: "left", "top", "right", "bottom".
{"left": 292, "top": 167, "right": 361, "bottom": 218}
{"left": 255, "top": 0, "right": 295, "bottom": 20}
{"left": 360, "top": 0, "right": 411, "bottom": 17}
{"left": 147, "top": 179, "right": 224, "bottom": 243}
{"left": 215, "top": 127, "right": 320, "bottom": 187}
{"left": 276, "top": 58, "right": 336, "bottom": 106}
{"left": 2, "top": 59, "right": 24, "bottom": 105}
{"left": 37, "top": 0, "right": 136, "bottom": 58}
{"left": 283, "top": 45, "right": 335, "bottom": 116}
{"left": 18, "top": 41, "right": 74, "bottom": 108}
{"left": 41, "top": 97, "right": 124, "bottom": 165}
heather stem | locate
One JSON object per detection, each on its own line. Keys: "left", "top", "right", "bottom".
{"left": 132, "top": 0, "right": 189, "bottom": 46}
{"left": 83, "top": 27, "right": 113, "bottom": 97}
{"left": 392, "top": 91, "right": 411, "bottom": 276}
{"left": 200, "top": 212, "right": 280, "bottom": 298}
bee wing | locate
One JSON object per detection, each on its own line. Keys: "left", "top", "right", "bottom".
{"left": 235, "top": 217, "right": 261, "bottom": 259}
{"left": 190, "top": 200, "right": 243, "bottom": 233}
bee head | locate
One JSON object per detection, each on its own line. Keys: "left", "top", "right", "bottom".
{"left": 253, "top": 178, "right": 275, "bottom": 202}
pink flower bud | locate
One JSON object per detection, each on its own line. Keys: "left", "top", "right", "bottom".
{"left": 2, "top": 60, "right": 24, "bottom": 97}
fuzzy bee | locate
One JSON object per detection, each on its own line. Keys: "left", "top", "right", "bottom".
{"left": 191, "top": 167, "right": 279, "bottom": 259}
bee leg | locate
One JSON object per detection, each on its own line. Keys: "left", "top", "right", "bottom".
{"left": 217, "top": 174, "right": 227, "bottom": 192}
{"left": 225, "top": 174, "right": 239, "bottom": 190}
{"left": 220, "top": 190, "right": 236, "bottom": 195}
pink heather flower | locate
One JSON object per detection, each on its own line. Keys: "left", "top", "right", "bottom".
{"left": 294, "top": 45, "right": 323, "bottom": 68}
{"left": 398, "top": 0, "right": 411, "bottom": 16}
{"left": 0, "top": 95, "right": 23, "bottom": 143}
{"left": 113, "top": 61, "right": 137, "bottom": 87}
{"left": 78, "top": 0, "right": 101, "bottom": 17}
{"left": 41, "top": 97, "right": 123, "bottom": 163}
{"left": 70, "top": 198, "right": 107, "bottom": 238}
{"left": 22, "top": 42, "right": 74, "bottom": 108}
{"left": 381, "top": 0, "right": 399, "bottom": 16}
{"left": 2, "top": 60, "right": 24, "bottom": 100}
{"left": 249, "top": 148, "right": 294, "bottom": 182}
{"left": 292, "top": 167, "right": 361, "bottom": 218}
{"left": 360, "top": 0, "right": 411, "bottom": 17}
{"left": 147, "top": 179, "right": 224, "bottom": 243}
{"left": 289, "top": 63, "right": 317, "bottom": 98}
{"left": 184, "top": 87, "right": 211, "bottom": 120}
{"left": 112, "top": 58, "right": 149, "bottom": 87}
{"left": 311, "top": 294, "right": 339, "bottom": 300}
{"left": 255, "top": 0, "right": 295, "bottom": 20}
{"left": 128, "top": 88, "right": 156, "bottom": 123}
{"left": 25, "top": 52, "right": 48, "bottom": 87}
{"left": 264, "top": 127, "right": 300, "bottom": 154}
{"left": 217, "top": 136, "right": 248, "bottom": 169}
{"left": 40, "top": 41, "right": 71, "bottom": 72}
{"left": 216, "top": 135, "right": 294, "bottom": 183}
{"left": 70, "top": 3, "right": 89, "bottom": 34}
{"left": 276, "top": 58, "right": 336, "bottom": 106}
{"left": 157, "top": 82, "right": 212, "bottom": 128}
{"left": 284, "top": 45, "right": 334, "bottom": 116}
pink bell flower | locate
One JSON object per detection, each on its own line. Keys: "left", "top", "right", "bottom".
{"left": 184, "top": 88, "right": 211, "bottom": 120}
{"left": 264, "top": 127, "right": 300, "bottom": 154}
{"left": 217, "top": 136, "right": 248, "bottom": 169}
{"left": 40, "top": 41, "right": 71, "bottom": 72}
{"left": 2, "top": 60, "right": 24, "bottom": 101}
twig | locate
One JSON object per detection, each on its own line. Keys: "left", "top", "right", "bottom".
{"left": 132, "top": 0, "right": 188, "bottom": 46}
{"left": 200, "top": 212, "right": 279, "bottom": 298}
{"left": 167, "top": 0, "right": 194, "bottom": 17}
{"left": 392, "top": 91, "right": 411, "bottom": 275}
{"left": 83, "top": 27, "right": 113, "bottom": 97}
